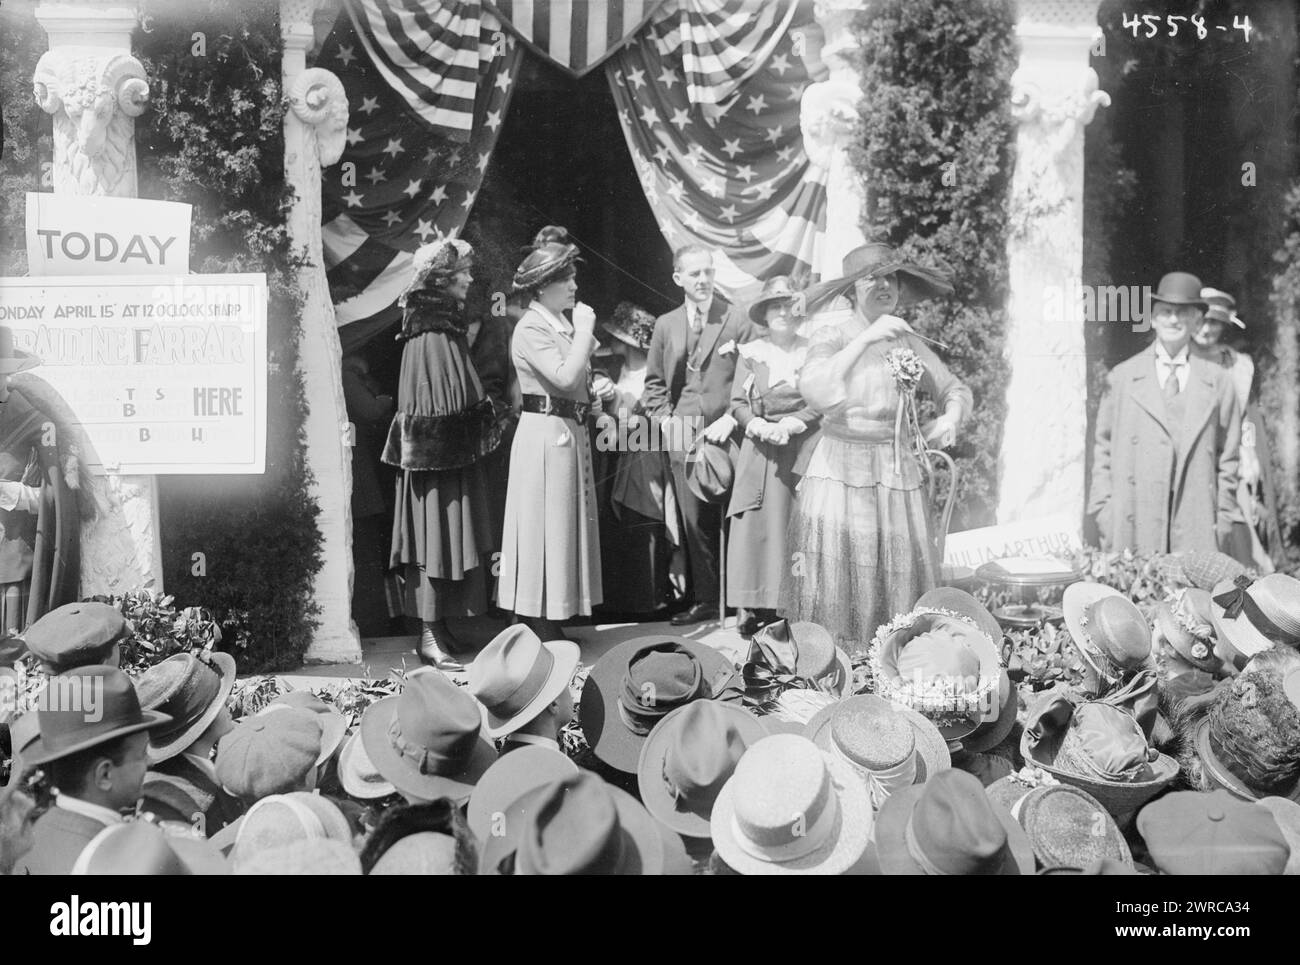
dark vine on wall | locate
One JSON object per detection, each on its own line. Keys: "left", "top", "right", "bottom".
{"left": 850, "top": 0, "right": 1018, "bottom": 530}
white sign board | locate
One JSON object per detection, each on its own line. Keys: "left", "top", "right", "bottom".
{"left": 0, "top": 274, "right": 266, "bottom": 475}
{"left": 25, "top": 193, "right": 192, "bottom": 276}
{"left": 942, "top": 514, "right": 1083, "bottom": 570}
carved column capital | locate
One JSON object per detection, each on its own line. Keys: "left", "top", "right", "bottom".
{"left": 289, "top": 68, "right": 349, "bottom": 167}
{"left": 1010, "top": 65, "right": 1110, "bottom": 159}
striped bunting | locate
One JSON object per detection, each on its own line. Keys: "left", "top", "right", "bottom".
{"left": 485, "top": 0, "right": 666, "bottom": 77}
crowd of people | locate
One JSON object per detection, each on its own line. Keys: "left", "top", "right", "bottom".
{"left": 1, "top": 232, "right": 1297, "bottom": 875}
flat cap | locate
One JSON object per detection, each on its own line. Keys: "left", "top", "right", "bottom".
{"left": 24, "top": 602, "right": 129, "bottom": 672}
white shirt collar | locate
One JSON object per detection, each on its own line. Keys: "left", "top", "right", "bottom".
{"left": 504, "top": 732, "right": 560, "bottom": 753}
{"left": 54, "top": 791, "right": 125, "bottom": 827}
{"left": 529, "top": 300, "right": 572, "bottom": 336}
{"left": 1155, "top": 342, "right": 1190, "bottom": 365}
{"left": 687, "top": 297, "right": 713, "bottom": 324}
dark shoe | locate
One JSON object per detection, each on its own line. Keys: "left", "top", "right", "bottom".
{"left": 417, "top": 621, "right": 466, "bottom": 671}
{"left": 520, "top": 615, "right": 572, "bottom": 642}
{"left": 670, "top": 603, "right": 719, "bottom": 627}
{"left": 737, "top": 609, "right": 764, "bottom": 639}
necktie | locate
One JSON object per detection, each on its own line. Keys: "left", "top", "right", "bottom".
{"left": 691, "top": 307, "right": 703, "bottom": 334}
{"left": 1162, "top": 361, "right": 1183, "bottom": 399}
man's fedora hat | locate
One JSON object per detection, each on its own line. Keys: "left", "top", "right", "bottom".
{"left": 1138, "top": 789, "right": 1290, "bottom": 875}
{"left": 996, "top": 783, "right": 1132, "bottom": 872}
{"left": 914, "top": 587, "right": 1015, "bottom": 752}
{"left": 751, "top": 619, "right": 853, "bottom": 697}
{"left": 134, "top": 651, "right": 236, "bottom": 765}
{"left": 747, "top": 275, "right": 800, "bottom": 325}
{"left": 4, "top": 710, "right": 40, "bottom": 786}
{"left": 579, "top": 636, "right": 735, "bottom": 774}
{"left": 872, "top": 767, "right": 1035, "bottom": 875}
{"left": 1193, "top": 664, "right": 1300, "bottom": 803}
{"left": 637, "top": 699, "right": 767, "bottom": 839}
{"left": 258, "top": 691, "right": 347, "bottom": 768}
{"left": 467, "top": 744, "right": 579, "bottom": 843}
{"left": 0, "top": 327, "right": 39, "bottom": 375}
{"left": 1209, "top": 574, "right": 1300, "bottom": 670}
{"left": 337, "top": 730, "right": 396, "bottom": 801}
{"left": 24, "top": 602, "right": 131, "bottom": 673}
{"left": 466, "top": 624, "right": 580, "bottom": 739}
{"left": 25, "top": 665, "right": 172, "bottom": 766}
{"left": 710, "top": 733, "right": 873, "bottom": 875}
{"left": 1149, "top": 271, "right": 1209, "bottom": 310}
{"left": 360, "top": 668, "right": 497, "bottom": 804}
{"left": 804, "top": 695, "right": 951, "bottom": 808}
{"left": 1020, "top": 692, "right": 1178, "bottom": 815}
{"left": 479, "top": 770, "right": 691, "bottom": 875}
{"left": 1201, "top": 287, "right": 1245, "bottom": 327}
{"left": 686, "top": 439, "right": 736, "bottom": 505}
{"left": 802, "top": 242, "right": 954, "bottom": 314}
{"left": 869, "top": 606, "right": 1002, "bottom": 741}
{"left": 1154, "top": 588, "right": 1223, "bottom": 675}
{"left": 1062, "top": 582, "right": 1152, "bottom": 686}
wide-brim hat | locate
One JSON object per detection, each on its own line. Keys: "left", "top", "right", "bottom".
{"left": 336, "top": 730, "right": 396, "bottom": 801}
{"left": 601, "top": 303, "right": 656, "bottom": 350}
{"left": 137, "top": 651, "right": 237, "bottom": 765}
{"left": 1020, "top": 694, "right": 1179, "bottom": 815}
{"left": 468, "top": 626, "right": 581, "bottom": 739}
{"left": 579, "top": 636, "right": 735, "bottom": 774}
{"left": 467, "top": 745, "right": 579, "bottom": 843}
{"left": 25, "top": 666, "right": 172, "bottom": 766}
{"left": 962, "top": 670, "right": 1018, "bottom": 754}
{"left": 637, "top": 700, "right": 767, "bottom": 839}
{"left": 1154, "top": 590, "right": 1222, "bottom": 675}
{"left": 260, "top": 690, "right": 348, "bottom": 768}
{"left": 511, "top": 242, "right": 581, "bottom": 294}
{"left": 710, "top": 734, "right": 873, "bottom": 875}
{"left": 1009, "top": 783, "right": 1133, "bottom": 871}
{"left": 752, "top": 619, "right": 853, "bottom": 698}
{"left": 1062, "top": 582, "right": 1151, "bottom": 683}
{"left": 805, "top": 695, "right": 951, "bottom": 792}
{"left": 0, "top": 327, "right": 39, "bottom": 374}
{"left": 360, "top": 677, "right": 497, "bottom": 804}
{"left": 801, "top": 242, "right": 954, "bottom": 314}
{"left": 873, "top": 769, "right": 1035, "bottom": 875}
{"left": 479, "top": 774, "right": 690, "bottom": 875}
{"left": 1150, "top": 271, "right": 1208, "bottom": 309}
{"left": 747, "top": 275, "right": 800, "bottom": 325}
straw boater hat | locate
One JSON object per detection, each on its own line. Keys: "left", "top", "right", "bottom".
{"left": 869, "top": 603, "right": 1002, "bottom": 741}
{"left": 72, "top": 821, "right": 230, "bottom": 876}
{"left": 479, "top": 770, "right": 691, "bottom": 875}
{"left": 1154, "top": 587, "right": 1223, "bottom": 675}
{"left": 636, "top": 699, "right": 767, "bottom": 839}
{"left": 804, "top": 695, "right": 951, "bottom": 809}
{"left": 466, "top": 624, "right": 580, "bottom": 740}
{"left": 986, "top": 782, "right": 1132, "bottom": 872}
{"left": 579, "top": 636, "right": 735, "bottom": 774}
{"left": 336, "top": 730, "right": 396, "bottom": 801}
{"left": 1062, "top": 582, "right": 1153, "bottom": 687}
{"left": 802, "top": 241, "right": 954, "bottom": 313}
{"left": 133, "top": 651, "right": 237, "bottom": 765}
{"left": 399, "top": 237, "right": 474, "bottom": 306}
{"left": 24, "top": 666, "right": 172, "bottom": 767}
{"left": 752, "top": 620, "right": 853, "bottom": 698}
{"left": 746, "top": 275, "right": 800, "bottom": 325}
{"left": 1020, "top": 692, "right": 1178, "bottom": 816}
{"left": 226, "top": 792, "right": 354, "bottom": 870}
{"left": 871, "top": 767, "right": 1035, "bottom": 875}
{"left": 1201, "top": 287, "right": 1245, "bottom": 328}
{"left": 467, "top": 745, "right": 579, "bottom": 844}
{"left": 0, "top": 327, "right": 39, "bottom": 375}
{"left": 511, "top": 242, "right": 581, "bottom": 294}
{"left": 1193, "top": 664, "right": 1300, "bottom": 803}
{"left": 1209, "top": 573, "right": 1300, "bottom": 672}
{"left": 257, "top": 691, "right": 348, "bottom": 768}
{"left": 710, "top": 733, "right": 873, "bottom": 875}
{"left": 360, "top": 668, "right": 497, "bottom": 804}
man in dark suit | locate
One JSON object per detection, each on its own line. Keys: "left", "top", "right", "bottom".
{"left": 643, "top": 246, "right": 760, "bottom": 625}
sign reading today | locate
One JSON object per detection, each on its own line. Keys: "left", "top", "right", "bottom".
{"left": 0, "top": 274, "right": 266, "bottom": 475}
{"left": 942, "top": 514, "right": 1083, "bottom": 570}
{"left": 25, "top": 193, "right": 192, "bottom": 276}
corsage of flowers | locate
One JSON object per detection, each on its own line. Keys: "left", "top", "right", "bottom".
{"left": 884, "top": 345, "right": 927, "bottom": 475}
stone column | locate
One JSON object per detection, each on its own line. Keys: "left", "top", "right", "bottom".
{"left": 995, "top": 0, "right": 1108, "bottom": 531}
{"left": 282, "top": 0, "right": 361, "bottom": 664}
{"left": 33, "top": 0, "right": 163, "bottom": 596}
{"left": 800, "top": 0, "right": 868, "bottom": 278}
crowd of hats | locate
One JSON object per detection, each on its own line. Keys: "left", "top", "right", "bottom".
{"left": 3, "top": 558, "right": 1300, "bottom": 875}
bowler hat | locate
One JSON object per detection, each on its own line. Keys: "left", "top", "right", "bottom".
{"left": 579, "top": 636, "right": 735, "bottom": 774}
{"left": 258, "top": 690, "right": 347, "bottom": 768}
{"left": 1193, "top": 665, "right": 1300, "bottom": 802}
{"left": 1155, "top": 588, "right": 1223, "bottom": 675}
{"left": 215, "top": 708, "right": 322, "bottom": 802}
{"left": 0, "top": 327, "right": 39, "bottom": 375}
{"left": 480, "top": 771, "right": 689, "bottom": 875}
{"left": 467, "top": 624, "right": 580, "bottom": 739}
{"left": 24, "top": 602, "right": 130, "bottom": 673}
{"left": 747, "top": 275, "right": 800, "bottom": 325}
{"left": 870, "top": 607, "right": 1002, "bottom": 740}
{"left": 360, "top": 668, "right": 496, "bottom": 803}
{"left": 637, "top": 699, "right": 767, "bottom": 839}
{"left": 1138, "top": 789, "right": 1289, "bottom": 875}
{"left": 134, "top": 651, "right": 237, "bottom": 765}
{"left": 710, "top": 733, "right": 873, "bottom": 875}
{"left": 752, "top": 619, "right": 852, "bottom": 697}
{"left": 1150, "top": 272, "right": 1208, "bottom": 309}
{"left": 467, "top": 745, "right": 578, "bottom": 843}
{"left": 1201, "top": 287, "right": 1245, "bottom": 327}
{"left": 1210, "top": 574, "right": 1300, "bottom": 670}
{"left": 25, "top": 666, "right": 171, "bottom": 766}
{"left": 686, "top": 440, "right": 736, "bottom": 505}
{"left": 872, "top": 767, "right": 1034, "bottom": 875}
{"left": 804, "top": 695, "right": 951, "bottom": 808}
{"left": 1063, "top": 582, "right": 1152, "bottom": 685}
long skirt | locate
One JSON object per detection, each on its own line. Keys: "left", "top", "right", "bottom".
{"left": 780, "top": 441, "right": 936, "bottom": 657}
{"left": 726, "top": 481, "right": 796, "bottom": 611}
{"left": 497, "top": 412, "right": 602, "bottom": 619}
{"left": 390, "top": 462, "right": 492, "bottom": 621}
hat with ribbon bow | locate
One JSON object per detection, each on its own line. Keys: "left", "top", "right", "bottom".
{"left": 1210, "top": 573, "right": 1300, "bottom": 671}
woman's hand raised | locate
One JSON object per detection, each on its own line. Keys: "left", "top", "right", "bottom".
{"left": 861, "top": 314, "right": 914, "bottom": 345}
{"left": 572, "top": 301, "right": 596, "bottom": 338}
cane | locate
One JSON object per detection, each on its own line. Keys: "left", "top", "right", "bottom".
{"left": 718, "top": 511, "right": 728, "bottom": 630}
